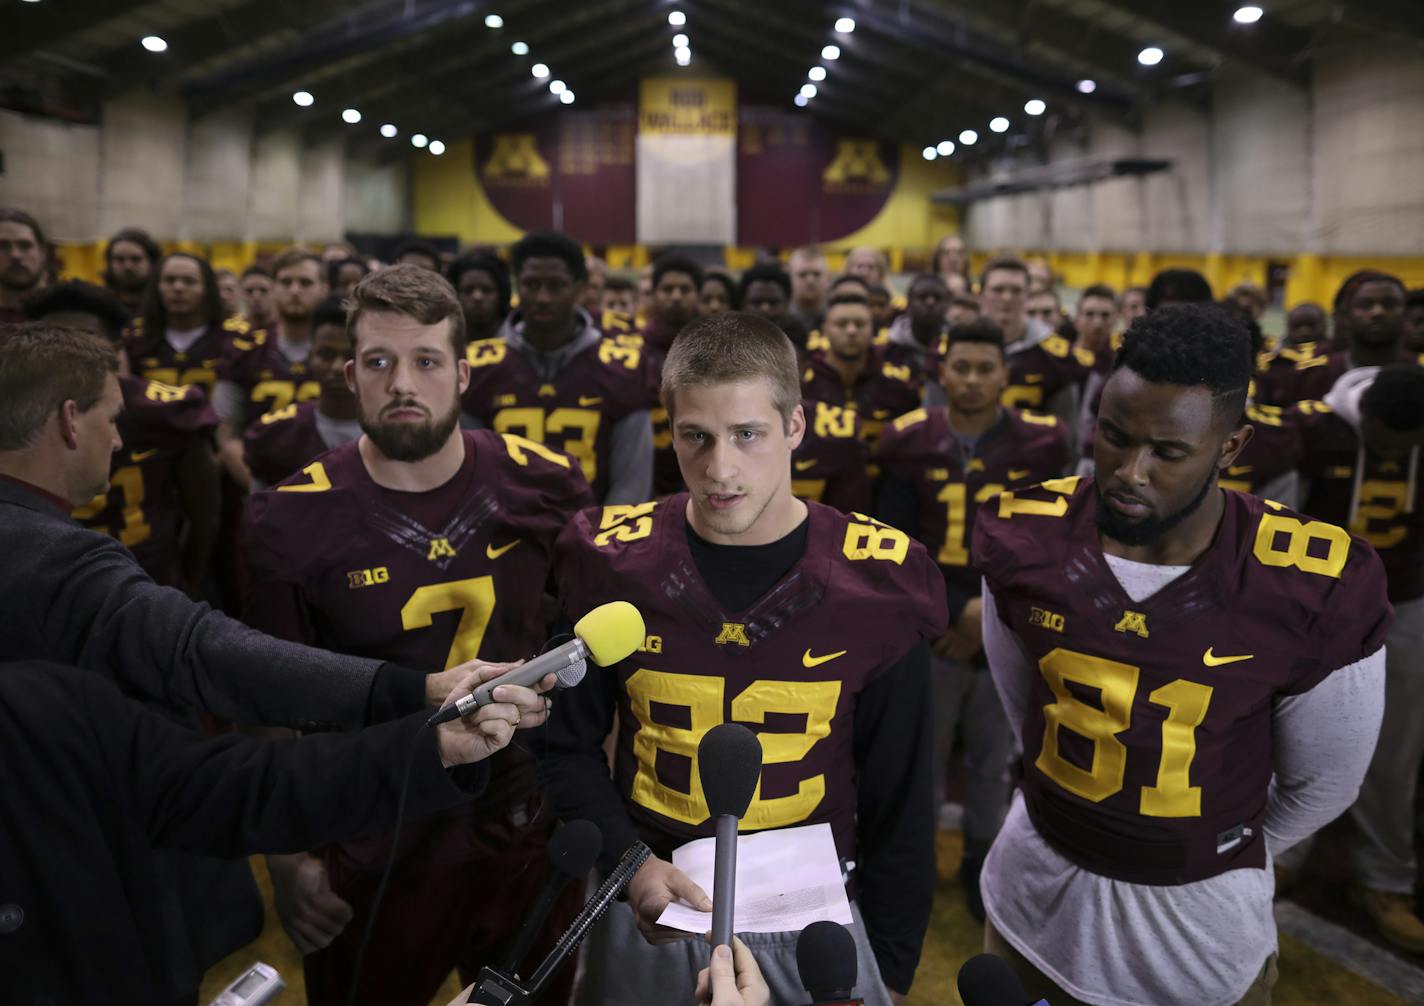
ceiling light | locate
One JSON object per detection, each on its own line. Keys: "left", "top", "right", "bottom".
{"left": 936, "top": 140, "right": 954, "bottom": 156}
{"left": 1138, "top": 46, "right": 1164, "bottom": 66}
{"left": 668, "top": 10, "right": 686, "bottom": 26}
{"left": 922, "top": 146, "right": 938, "bottom": 161}
{"left": 1076, "top": 78, "right": 1097, "bottom": 94}
{"left": 794, "top": 93, "right": 809, "bottom": 108}
{"left": 141, "top": 35, "right": 168, "bottom": 53}
{"left": 672, "top": 33, "right": 689, "bottom": 47}
{"left": 808, "top": 65, "right": 827, "bottom": 81}
{"left": 676, "top": 52, "right": 692, "bottom": 66}
{"left": 1234, "top": 5, "right": 1263, "bottom": 23}
{"left": 800, "top": 83, "right": 818, "bottom": 99}
{"left": 959, "top": 129, "right": 978, "bottom": 145}
{"left": 560, "top": 91, "right": 575, "bottom": 104}
{"left": 411, "top": 133, "right": 428, "bottom": 148}
{"left": 511, "top": 41, "right": 529, "bottom": 55}
{"left": 675, "top": 45, "right": 691, "bottom": 60}
{"left": 429, "top": 140, "right": 446, "bottom": 156}
{"left": 821, "top": 44, "right": 841, "bottom": 60}
{"left": 380, "top": 123, "right": 398, "bottom": 138}
{"left": 1024, "top": 98, "right": 1046, "bottom": 115}
{"left": 835, "top": 17, "right": 856, "bottom": 33}
{"left": 292, "top": 90, "right": 315, "bottom": 107}
{"left": 989, "top": 116, "right": 1010, "bottom": 133}
{"left": 483, "top": 13, "right": 503, "bottom": 28}
{"left": 342, "top": 108, "right": 362, "bottom": 124}
{"left": 531, "top": 62, "right": 549, "bottom": 78}
{"left": 549, "top": 79, "right": 566, "bottom": 95}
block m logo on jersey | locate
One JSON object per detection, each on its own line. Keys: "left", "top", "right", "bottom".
{"left": 426, "top": 537, "right": 458, "bottom": 561}
{"left": 1114, "top": 610, "right": 1150, "bottom": 638}
{"left": 714, "top": 621, "right": 751, "bottom": 647}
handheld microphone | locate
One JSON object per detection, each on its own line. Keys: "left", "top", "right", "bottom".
{"left": 957, "top": 953, "right": 1048, "bottom": 1006}
{"left": 429, "top": 600, "right": 644, "bottom": 727}
{"left": 698, "top": 722, "right": 764, "bottom": 949}
{"left": 499, "top": 819, "right": 602, "bottom": 976}
{"left": 796, "top": 921, "right": 862, "bottom": 1005}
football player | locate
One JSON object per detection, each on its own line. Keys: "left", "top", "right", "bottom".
{"left": 544, "top": 311, "right": 945, "bottom": 1006}
{"left": 1278, "top": 364, "right": 1424, "bottom": 951}
{"left": 244, "top": 265, "right": 592, "bottom": 1006}
{"left": 446, "top": 251, "right": 510, "bottom": 345}
{"left": 126, "top": 251, "right": 242, "bottom": 396}
{"left": 738, "top": 261, "right": 797, "bottom": 343}
{"left": 1284, "top": 302, "right": 1328, "bottom": 349}
{"left": 26, "top": 280, "right": 220, "bottom": 592}
{"left": 0, "top": 207, "right": 49, "bottom": 323}
{"left": 460, "top": 231, "right": 654, "bottom": 505}
{"left": 791, "top": 398, "right": 871, "bottom": 514}
{"left": 875, "top": 318, "right": 1068, "bottom": 920}
{"left": 973, "top": 304, "right": 1390, "bottom": 1005}
{"left": 214, "top": 248, "right": 328, "bottom": 488}
{"left": 243, "top": 297, "right": 361, "bottom": 489}
{"left": 699, "top": 269, "right": 738, "bottom": 315}
{"left": 642, "top": 254, "right": 703, "bottom": 357}
{"left": 102, "top": 227, "right": 161, "bottom": 321}
{"left": 1406, "top": 289, "right": 1424, "bottom": 354}
{"left": 240, "top": 265, "right": 276, "bottom": 331}
{"left": 602, "top": 273, "right": 638, "bottom": 320}
{"left": 788, "top": 246, "right": 830, "bottom": 332}
{"left": 1120, "top": 285, "right": 1148, "bottom": 329}
{"left": 884, "top": 274, "right": 948, "bottom": 390}
{"left": 326, "top": 257, "right": 368, "bottom": 300}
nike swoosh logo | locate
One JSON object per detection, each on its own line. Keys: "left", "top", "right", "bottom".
{"left": 485, "top": 539, "right": 522, "bottom": 560}
{"left": 579, "top": 396, "right": 603, "bottom": 406}
{"left": 803, "top": 648, "right": 847, "bottom": 668}
{"left": 794, "top": 459, "right": 818, "bottom": 471}
{"left": 1203, "top": 648, "right": 1253, "bottom": 667}
{"left": 1008, "top": 469, "right": 1031, "bottom": 480}
{"left": 1227, "top": 465, "right": 1253, "bottom": 476}
{"left": 130, "top": 448, "right": 159, "bottom": 462}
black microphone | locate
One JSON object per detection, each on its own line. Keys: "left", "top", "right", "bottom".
{"left": 796, "top": 921, "right": 862, "bottom": 1005}
{"left": 499, "top": 819, "right": 602, "bottom": 976}
{"left": 698, "top": 723, "right": 763, "bottom": 949}
{"left": 957, "top": 952, "right": 1048, "bottom": 1006}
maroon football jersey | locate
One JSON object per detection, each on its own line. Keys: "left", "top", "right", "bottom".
{"left": 793, "top": 400, "right": 871, "bottom": 514}
{"left": 555, "top": 496, "right": 946, "bottom": 857}
{"left": 875, "top": 407, "right": 1069, "bottom": 598}
{"left": 215, "top": 328, "right": 320, "bottom": 428}
{"left": 73, "top": 375, "right": 218, "bottom": 585}
{"left": 124, "top": 316, "right": 248, "bottom": 395}
{"left": 975, "top": 478, "right": 1391, "bottom": 885}
{"left": 805, "top": 326, "right": 891, "bottom": 355}
{"left": 1255, "top": 348, "right": 1347, "bottom": 406}
{"left": 461, "top": 334, "right": 657, "bottom": 503}
{"left": 1215, "top": 403, "right": 1305, "bottom": 496}
{"left": 242, "top": 400, "right": 331, "bottom": 489}
{"left": 1002, "top": 335, "right": 1095, "bottom": 410}
{"left": 800, "top": 350, "right": 921, "bottom": 453}
{"left": 1296, "top": 403, "right": 1424, "bottom": 602}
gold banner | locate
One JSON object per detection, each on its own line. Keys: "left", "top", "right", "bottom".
{"left": 638, "top": 77, "right": 737, "bottom": 136}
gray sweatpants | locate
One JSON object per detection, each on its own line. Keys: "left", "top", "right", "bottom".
{"left": 1351, "top": 597, "right": 1424, "bottom": 893}
{"left": 574, "top": 898, "right": 893, "bottom": 1006}
{"left": 932, "top": 653, "right": 1016, "bottom": 861}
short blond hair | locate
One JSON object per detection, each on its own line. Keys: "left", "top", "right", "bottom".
{"left": 660, "top": 312, "right": 800, "bottom": 429}
{"left": 347, "top": 263, "right": 466, "bottom": 358}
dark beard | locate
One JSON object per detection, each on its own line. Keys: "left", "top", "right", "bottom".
{"left": 1095, "top": 468, "right": 1217, "bottom": 548}
{"left": 360, "top": 400, "right": 460, "bottom": 462}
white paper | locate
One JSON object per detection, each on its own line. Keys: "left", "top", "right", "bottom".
{"left": 656, "top": 822, "right": 854, "bottom": 934}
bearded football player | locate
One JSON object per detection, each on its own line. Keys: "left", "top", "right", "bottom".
{"left": 545, "top": 312, "right": 945, "bottom": 1005}
{"left": 972, "top": 304, "right": 1390, "bottom": 1006}
{"left": 243, "top": 265, "right": 592, "bottom": 1006}
{"left": 126, "top": 251, "right": 244, "bottom": 396}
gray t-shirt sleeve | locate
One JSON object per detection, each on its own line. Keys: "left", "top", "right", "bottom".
{"left": 213, "top": 379, "right": 247, "bottom": 427}
{"left": 603, "top": 408, "right": 653, "bottom": 505}
{"left": 980, "top": 579, "right": 1034, "bottom": 731}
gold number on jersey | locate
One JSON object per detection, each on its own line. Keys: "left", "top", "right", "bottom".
{"left": 277, "top": 462, "right": 332, "bottom": 493}
{"left": 260, "top": 403, "right": 299, "bottom": 425}
{"left": 400, "top": 576, "right": 496, "bottom": 670}
{"left": 144, "top": 380, "right": 189, "bottom": 403}
{"left": 625, "top": 669, "right": 841, "bottom": 828}
{"left": 73, "top": 464, "right": 152, "bottom": 547}
{"left": 937, "top": 482, "right": 1005, "bottom": 566}
{"left": 593, "top": 503, "right": 656, "bottom": 546}
{"left": 251, "top": 379, "right": 295, "bottom": 415}
{"left": 1349, "top": 481, "right": 1409, "bottom": 550}
{"left": 145, "top": 366, "right": 215, "bottom": 390}
{"left": 815, "top": 402, "right": 857, "bottom": 439}
{"left": 1252, "top": 511, "right": 1350, "bottom": 578}
{"left": 997, "top": 476, "right": 1078, "bottom": 519}
{"left": 597, "top": 340, "right": 641, "bottom": 369}
{"left": 651, "top": 407, "right": 672, "bottom": 450}
{"left": 500, "top": 431, "right": 572, "bottom": 469}
{"left": 493, "top": 409, "right": 598, "bottom": 480}
{"left": 467, "top": 340, "right": 507, "bottom": 367}
{"left": 1002, "top": 386, "right": 1045, "bottom": 409}
{"left": 843, "top": 513, "right": 910, "bottom": 564}
{"left": 1035, "top": 647, "right": 1215, "bottom": 817}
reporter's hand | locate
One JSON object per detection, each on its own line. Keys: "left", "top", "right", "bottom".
{"left": 695, "top": 938, "right": 771, "bottom": 1006}
{"left": 625, "top": 855, "right": 712, "bottom": 944}
{"left": 435, "top": 664, "right": 558, "bottom": 766}
{"left": 266, "top": 852, "right": 352, "bottom": 956}
{"left": 424, "top": 659, "right": 520, "bottom": 708}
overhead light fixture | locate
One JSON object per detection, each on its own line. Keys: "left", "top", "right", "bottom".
{"left": 672, "top": 33, "right": 689, "bottom": 48}
{"left": 484, "top": 13, "right": 503, "bottom": 28}
{"left": 1024, "top": 98, "right": 1046, "bottom": 115}
{"left": 800, "top": 83, "right": 818, "bottom": 99}
{"left": 141, "top": 35, "right": 168, "bottom": 53}
{"left": 429, "top": 140, "right": 446, "bottom": 156}
{"left": 342, "top": 108, "right": 362, "bottom": 124}
{"left": 1138, "top": 46, "right": 1164, "bottom": 66}
{"left": 808, "top": 65, "right": 827, "bottom": 81}
{"left": 990, "top": 116, "right": 1010, "bottom": 133}
{"left": 676, "top": 52, "right": 692, "bottom": 66}
{"left": 511, "top": 41, "right": 529, "bottom": 55}
{"left": 922, "top": 146, "right": 938, "bottom": 161}
{"left": 835, "top": 17, "right": 856, "bottom": 33}
{"left": 675, "top": 45, "right": 691, "bottom": 61}
{"left": 292, "top": 90, "right": 315, "bottom": 107}
{"left": 959, "top": 129, "right": 978, "bottom": 145}
{"left": 411, "top": 133, "right": 428, "bottom": 148}
{"left": 549, "top": 79, "right": 567, "bottom": 95}
{"left": 668, "top": 10, "right": 686, "bottom": 26}
{"left": 1234, "top": 5, "right": 1264, "bottom": 23}
{"left": 794, "top": 93, "right": 809, "bottom": 108}
{"left": 380, "top": 123, "right": 398, "bottom": 138}
{"left": 821, "top": 44, "right": 841, "bottom": 60}
{"left": 560, "top": 91, "right": 575, "bottom": 104}
{"left": 936, "top": 139, "right": 955, "bottom": 156}
{"left": 531, "top": 62, "right": 549, "bottom": 78}
{"left": 1076, "top": 78, "right": 1097, "bottom": 94}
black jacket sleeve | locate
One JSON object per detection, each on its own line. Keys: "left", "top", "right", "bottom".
{"left": 853, "top": 641, "right": 935, "bottom": 996}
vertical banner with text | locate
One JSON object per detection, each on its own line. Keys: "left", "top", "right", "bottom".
{"left": 636, "top": 77, "right": 737, "bottom": 245}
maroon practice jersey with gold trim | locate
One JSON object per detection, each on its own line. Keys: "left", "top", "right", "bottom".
{"left": 215, "top": 328, "right": 319, "bottom": 428}
{"left": 124, "top": 316, "right": 248, "bottom": 395}
{"left": 793, "top": 400, "right": 871, "bottom": 514}
{"left": 801, "top": 349, "right": 921, "bottom": 453}
{"left": 242, "top": 400, "right": 329, "bottom": 489}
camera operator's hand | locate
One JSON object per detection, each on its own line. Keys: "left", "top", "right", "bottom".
{"left": 434, "top": 663, "right": 557, "bottom": 766}
{"left": 695, "top": 938, "right": 770, "bottom": 1006}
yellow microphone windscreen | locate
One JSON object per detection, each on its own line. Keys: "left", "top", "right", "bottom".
{"left": 574, "top": 601, "right": 646, "bottom": 666}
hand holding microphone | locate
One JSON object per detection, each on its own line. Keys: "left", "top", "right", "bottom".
{"left": 700, "top": 722, "right": 764, "bottom": 949}
{"left": 432, "top": 662, "right": 555, "bottom": 766}
{"left": 695, "top": 937, "right": 771, "bottom": 1006}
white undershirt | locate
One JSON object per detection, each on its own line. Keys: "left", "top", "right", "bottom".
{"left": 164, "top": 325, "right": 207, "bottom": 353}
